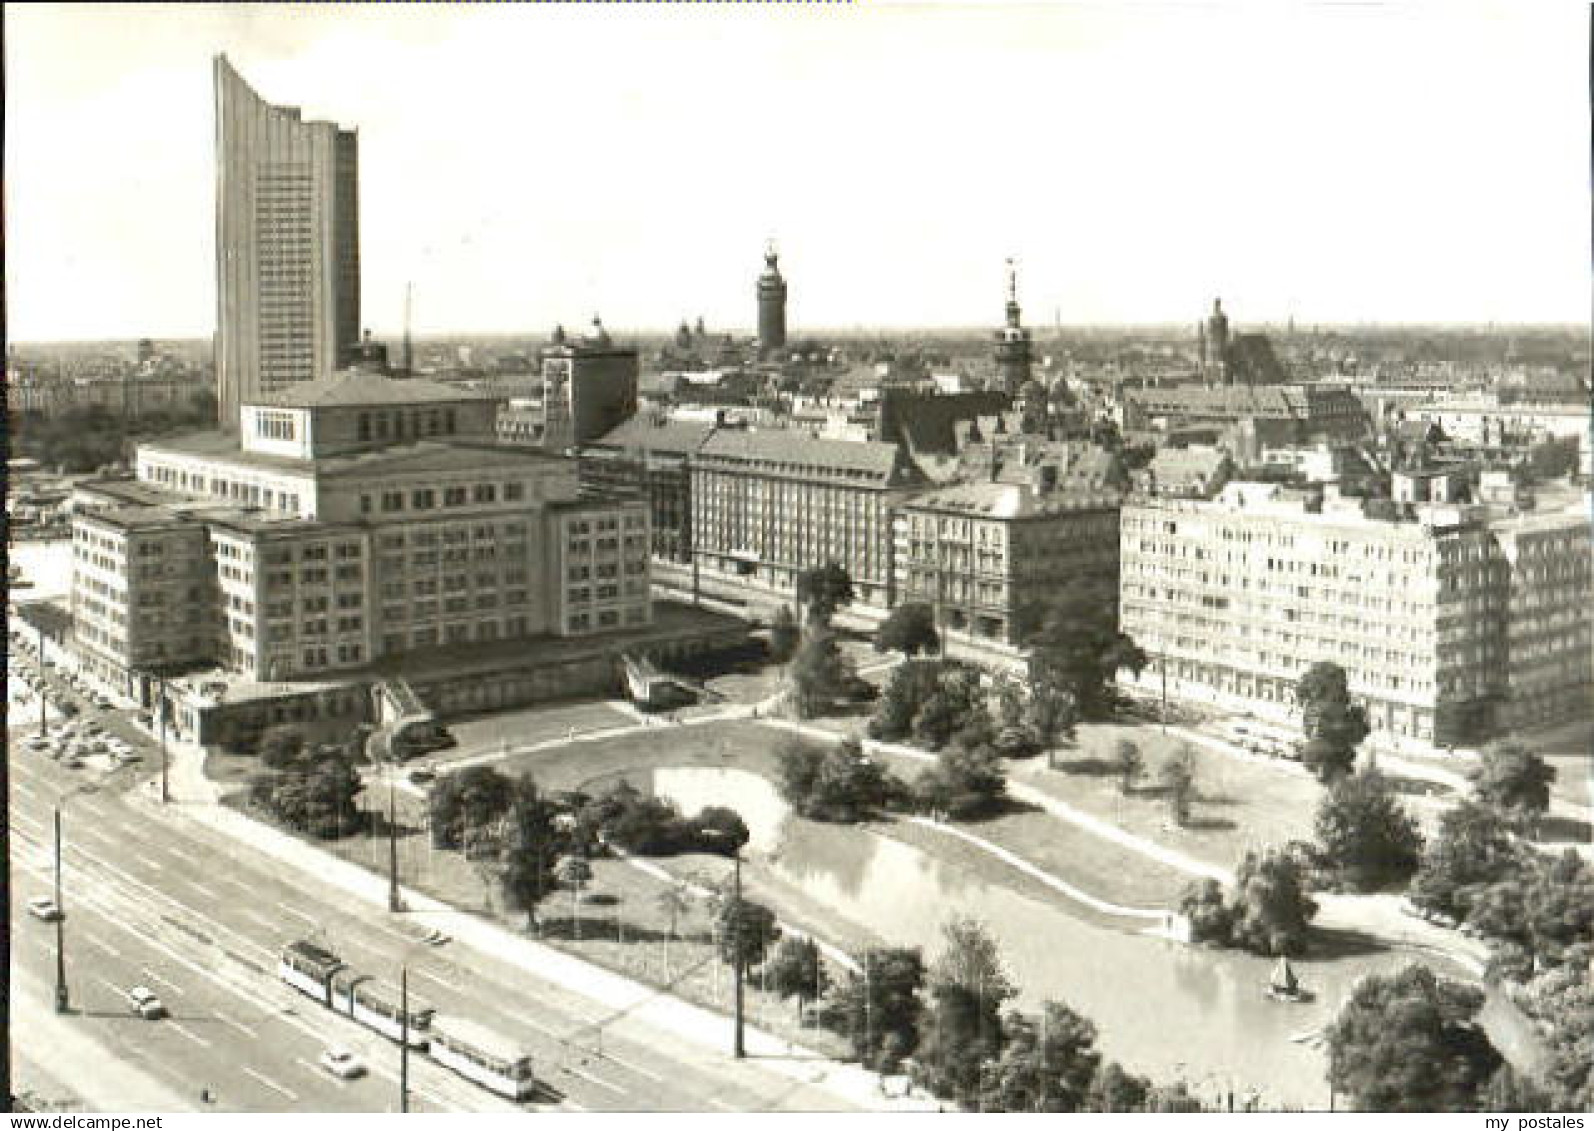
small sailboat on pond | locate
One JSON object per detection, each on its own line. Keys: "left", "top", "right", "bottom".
{"left": 1264, "top": 956, "right": 1314, "bottom": 1003}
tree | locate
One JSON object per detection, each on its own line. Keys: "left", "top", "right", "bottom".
{"left": 915, "top": 918, "right": 1015, "bottom": 1102}
{"left": 788, "top": 623, "right": 853, "bottom": 719}
{"left": 825, "top": 947, "right": 926, "bottom": 1071}
{"left": 1084, "top": 1061, "right": 1150, "bottom": 1113}
{"left": 1481, "top": 1065, "right": 1552, "bottom": 1112}
{"left": 1025, "top": 682, "right": 1077, "bottom": 752}
{"left": 1180, "top": 848, "right": 1318, "bottom": 956}
{"left": 768, "top": 604, "right": 800, "bottom": 664}
{"left": 1179, "top": 879, "right": 1237, "bottom": 947}
{"left": 655, "top": 883, "right": 693, "bottom": 979}
{"left": 1228, "top": 848, "right": 1319, "bottom": 956}
{"left": 874, "top": 602, "right": 940, "bottom": 658}
{"left": 796, "top": 561, "right": 855, "bottom": 625}
{"left": 916, "top": 737, "right": 1007, "bottom": 819}
{"left": 980, "top": 1002, "right": 1101, "bottom": 1112}
{"left": 692, "top": 806, "right": 750, "bottom": 855}
{"left": 554, "top": 854, "right": 593, "bottom": 939}
{"left": 766, "top": 935, "right": 827, "bottom": 1016}
{"left": 1020, "top": 593, "right": 1147, "bottom": 721}
{"left": 716, "top": 894, "right": 780, "bottom": 970}
{"left": 430, "top": 765, "right": 516, "bottom": 850}
{"left": 499, "top": 776, "right": 567, "bottom": 932}
{"left": 1314, "top": 769, "right": 1424, "bottom": 891}
{"left": 1325, "top": 963, "right": 1504, "bottom": 1111}
{"left": 1113, "top": 739, "right": 1143, "bottom": 794}
{"left": 911, "top": 665, "right": 989, "bottom": 751}
{"left": 1409, "top": 801, "right": 1524, "bottom": 923}
{"left": 869, "top": 659, "right": 943, "bottom": 741}
{"left": 1468, "top": 741, "right": 1556, "bottom": 827}
{"left": 1295, "top": 662, "right": 1369, "bottom": 782}
{"left": 257, "top": 723, "right": 310, "bottom": 769}
{"left": 249, "top": 754, "right": 365, "bottom": 840}
{"left": 779, "top": 736, "right": 889, "bottom": 823}
{"left": 1157, "top": 745, "right": 1196, "bottom": 827}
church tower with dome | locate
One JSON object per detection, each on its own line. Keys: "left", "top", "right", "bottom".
{"left": 994, "top": 258, "right": 1034, "bottom": 395}
{"left": 756, "top": 242, "right": 788, "bottom": 360}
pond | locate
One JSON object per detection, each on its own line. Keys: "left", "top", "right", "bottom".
{"left": 642, "top": 763, "right": 1540, "bottom": 1111}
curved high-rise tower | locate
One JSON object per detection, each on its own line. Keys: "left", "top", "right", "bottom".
{"left": 756, "top": 242, "right": 788, "bottom": 359}
{"left": 215, "top": 55, "right": 360, "bottom": 428}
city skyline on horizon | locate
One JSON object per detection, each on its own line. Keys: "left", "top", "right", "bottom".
{"left": 6, "top": 3, "right": 1590, "bottom": 342}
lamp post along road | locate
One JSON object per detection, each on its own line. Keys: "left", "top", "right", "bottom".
{"left": 38, "top": 625, "right": 50, "bottom": 737}
{"left": 400, "top": 964, "right": 410, "bottom": 1113}
{"left": 732, "top": 850, "right": 746, "bottom": 1060}
{"left": 54, "top": 807, "right": 69, "bottom": 1013}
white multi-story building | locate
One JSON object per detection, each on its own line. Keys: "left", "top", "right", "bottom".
{"left": 1119, "top": 480, "right": 1590, "bottom": 748}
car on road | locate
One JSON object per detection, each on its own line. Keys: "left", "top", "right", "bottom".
{"left": 406, "top": 768, "right": 437, "bottom": 786}
{"left": 318, "top": 1047, "right": 367, "bottom": 1079}
{"left": 25, "top": 736, "right": 51, "bottom": 752}
{"left": 60, "top": 754, "right": 85, "bottom": 769}
{"left": 113, "top": 749, "right": 142, "bottom": 765}
{"left": 128, "top": 986, "right": 168, "bottom": 1020}
{"left": 26, "top": 896, "right": 63, "bottom": 922}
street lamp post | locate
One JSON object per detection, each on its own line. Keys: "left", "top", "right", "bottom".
{"left": 400, "top": 964, "right": 410, "bottom": 1113}
{"left": 54, "top": 807, "right": 68, "bottom": 1013}
{"left": 731, "top": 849, "right": 745, "bottom": 1060}
{"left": 38, "top": 624, "right": 50, "bottom": 737}
{"left": 156, "top": 674, "right": 170, "bottom": 805}
{"left": 388, "top": 766, "right": 402, "bottom": 914}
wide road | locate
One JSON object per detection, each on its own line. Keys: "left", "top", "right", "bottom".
{"left": 7, "top": 725, "right": 860, "bottom": 1113}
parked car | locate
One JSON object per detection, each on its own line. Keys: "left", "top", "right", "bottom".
{"left": 60, "top": 755, "right": 84, "bottom": 769}
{"left": 26, "top": 896, "right": 63, "bottom": 922}
{"left": 406, "top": 768, "right": 437, "bottom": 786}
{"left": 128, "top": 986, "right": 168, "bottom": 1020}
{"left": 318, "top": 1047, "right": 366, "bottom": 1079}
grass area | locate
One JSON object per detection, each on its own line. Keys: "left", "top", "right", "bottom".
{"left": 237, "top": 778, "right": 856, "bottom": 1060}
{"left": 446, "top": 699, "right": 634, "bottom": 756}
{"left": 1009, "top": 722, "right": 1327, "bottom": 873}
{"left": 494, "top": 719, "right": 788, "bottom": 793}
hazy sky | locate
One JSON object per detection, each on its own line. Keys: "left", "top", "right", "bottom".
{"left": 6, "top": 2, "right": 1589, "bottom": 341}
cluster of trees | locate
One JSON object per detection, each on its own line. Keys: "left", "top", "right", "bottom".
{"left": 427, "top": 766, "right": 750, "bottom": 932}
{"left": 1398, "top": 741, "right": 1586, "bottom": 1110}
{"left": 776, "top": 729, "right": 1004, "bottom": 824}
{"left": 576, "top": 780, "right": 750, "bottom": 858}
{"left": 870, "top": 661, "right": 991, "bottom": 750}
{"left": 783, "top": 564, "right": 875, "bottom": 719}
{"left": 873, "top": 602, "right": 940, "bottom": 659}
{"left": 1294, "top": 662, "right": 1371, "bottom": 782}
{"left": 1312, "top": 768, "right": 1425, "bottom": 891}
{"left": 1325, "top": 964, "right": 1512, "bottom": 1112}
{"left": 10, "top": 395, "right": 218, "bottom": 474}
{"left": 247, "top": 730, "right": 365, "bottom": 840}
{"left": 1180, "top": 846, "right": 1319, "bottom": 956}
{"left": 777, "top": 736, "right": 901, "bottom": 823}
{"left": 1017, "top": 593, "right": 1147, "bottom": 723}
{"left": 810, "top": 919, "right": 1201, "bottom": 1111}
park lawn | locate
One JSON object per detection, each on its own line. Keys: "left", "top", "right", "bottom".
{"left": 254, "top": 776, "right": 854, "bottom": 1060}
{"left": 446, "top": 698, "right": 635, "bottom": 755}
{"left": 494, "top": 718, "right": 788, "bottom": 793}
{"left": 1010, "top": 721, "right": 1326, "bottom": 873}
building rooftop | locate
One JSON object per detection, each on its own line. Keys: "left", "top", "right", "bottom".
{"left": 75, "top": 505, "right": 202, "bottom": 533}
{"left": 904, "top": 480, "right": 1119, "bottom": 519}
{"left": 585, "top": 414, "right": 719, "bottom": 457}
{"left": 142, "top": 433, "right": 568, "bottom": 477}
{"left": 249, "top": 370, "right": 498, "bottom": 409}
{"left": 698, "top": 429, "right": 917, "bottom": 483}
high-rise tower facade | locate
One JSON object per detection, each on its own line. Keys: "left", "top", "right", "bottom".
{"left": 756, "top": 243, "right": 788, "bottom": 359}
{"left": 215, "top": 55, "right": 360, "bottom": 428}
{"left": 994, "top": 258, "right": 1033, "bottom": 395}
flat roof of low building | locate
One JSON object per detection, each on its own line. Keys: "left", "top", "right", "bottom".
{"left": 75, "top": 505, "right": 203, "bottom": 533}
{"left": 141, "top": 433, "right": 571, "bottom": 478}
{"left": 249, "top": 370, "right": 499, "bottom": 409}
